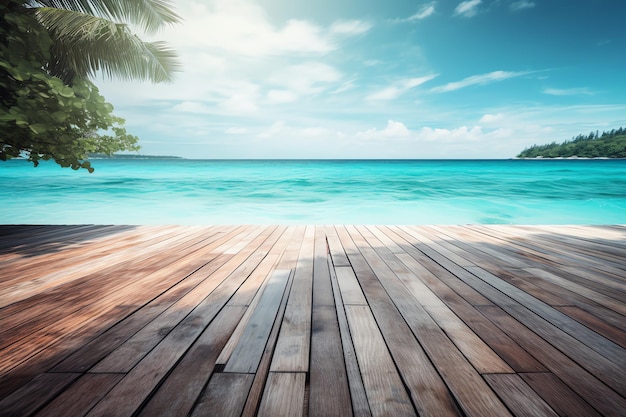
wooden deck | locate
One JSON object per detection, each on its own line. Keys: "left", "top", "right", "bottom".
{"left": 0, "top": 225, "right": 625, "bottom": 417}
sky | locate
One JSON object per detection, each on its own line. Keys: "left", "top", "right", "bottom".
{"left": 98, "top": 0, "right": 626, "bottom": 159}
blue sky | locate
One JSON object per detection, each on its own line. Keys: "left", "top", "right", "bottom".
{"left": 99, "top": 0, "right": 626, "bottom": 159}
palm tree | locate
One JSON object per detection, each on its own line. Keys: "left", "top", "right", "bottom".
{"left": 25, "top": 0, "right": 181, "bottom": 84}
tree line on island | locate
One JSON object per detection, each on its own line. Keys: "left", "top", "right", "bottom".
{"left": 1, "top": 0, "right": 180, "bottom": 172}
{"left": 518, "top": 128, "right": 626, "bottom": 158}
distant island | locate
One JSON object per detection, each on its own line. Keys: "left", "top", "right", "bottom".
{"left": 517, "top": 127, "right": 626, "bottom": 158}
{"left": 88, "top": 153, "right": 183, "bottom": 160}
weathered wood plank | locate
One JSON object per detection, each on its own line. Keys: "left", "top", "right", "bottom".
{"left": 520, "top": 372, "right": 603, "bottom": 417}
{"left": 257, "top": 372, "right": 306, "bottom": 417}
{"left": 478, "top": 304, "right": 626, "bottom": 416}
{"left": 0, "top": 372, "right": 80, "bottom": 417}
{"left": 328, "top": 256, "right": 372, "bottom": 417}
{"left": 270, "top": 226, "right": 315, "bottom": 372}
{"left": 345, "top": 305, "right": 417, "bottom": 417}
{"left": 136, "top": 306, "right": 246, "bottom": 417}
{"left": 309, "top": 227, "right": 352, "bottom": 417}
{"left": 483, "top": 373, "right": 558, "bottom": 417}
{"left": 344, "top": 226, "right": 511, "bottom": 417}
{"left": 1, "top": 224, "right": 624, "bottom": 417}
{"left": 190, "top": 373, "right": 254, "bottom": 417}
{"left": 34, "top": 373, "right": 124, "bottom": 417}
{"left": 223, "top": 269, "right": 291, "bottom": 373}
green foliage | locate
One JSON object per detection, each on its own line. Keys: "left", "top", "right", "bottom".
{"left": 517, "top": 128, "right": 626, "bottom": 159}
{"left": 36, "top": 6, "right": 180, "bottom": 84}
{"left": 1, "top": 2, "right": 139, "bottom": 172}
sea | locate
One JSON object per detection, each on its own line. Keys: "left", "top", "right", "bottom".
{"left": 1, "top": 159, "right": 625, "bottom": 225}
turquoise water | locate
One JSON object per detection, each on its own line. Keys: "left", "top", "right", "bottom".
{"left": 1, "top": 159, "right": 625, "bottom": 224}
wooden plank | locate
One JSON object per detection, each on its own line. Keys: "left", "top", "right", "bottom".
{"left": 216, "top": 228, "right": 297, "bottom": 366}
{"left": 0, "top": 373, "right": 80, "bottom": 417}
{"left": 344, "top": 305, "right": 417, "bottom": 417}
{"left": 343, "top": 226, "right": 511, "bottom": 417}
{"left": 223, "top": 269, "right": 291, "bottom": 373}
{"left": 483, "top": 374, "right": 558, "bottom": 417}
{"left": 467, "top": 267, "right": 626, "bottom": 372}
{"left": 270, "top": 226, "right": 315, "bottom": 372}
{"left": 257, "top": 372, "right": 306, "bottom": 417}
{"left": 137, "top": 306, "right": 246, "bottom": 417}
{"left": 34, "top": 374, "right": 124, "bottom": 417}
{"left": 309, "top": 226, "right": 352, "bottom": 417}
{"left": 471, "top": 225, "right": 626, "bottom": 277}
{"left": 390, "top": 251, "right": 545, "bottom": 373}
{"left": 88, "top": 228, "right": 276, "bottom": 373}
{"left": 421, "top": 225, "right": 531, "bottom": 269}
{"left": 328, "top": 258, "right": 372, "bottom": 417}
{"left": 478, "top": 305, "right": 626, "bottom": 416}
{"left": 386, "top": 226, "right": 492, "bottom": 306}
{"left": 523, "top": 267, "right": 626, "bottom": 316}
{"left": 0, "top": 226, "right": 231, "bottom": 371}
{"left": 520, "top": 373, "right": 603, "bottom": 417}
{"left": 86, "top": 306, "right": 245, "bottom": 417}
{"left": 239, "top": 228, "right": 306, "bottom": 417}
{"left": 326, "top": 229, "right": 351, "bottom": 267}
{"left": 51, "top": 253, "right": 235, "bottom": 373}
{"left": 84, "top": 230, "right": 285, "bottom": 416}
{"left": 189, "top": 373, "right": 253, "bottom": 417}
{"left": 335, "top": 266, "right": 367, "bottom": 305}
{"left": 363, "top": 227, "right": 513, "bottom": 374}
{"left": 312, "top": 226, "right": 334, "bottom": 308}
{"left": 556, "top": 305, "right": 626, "bottom": 348}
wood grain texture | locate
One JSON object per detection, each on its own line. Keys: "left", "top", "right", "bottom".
{"left": 1, "top": 225, "right": 624, "bottom": 417}
{"left": 257, "top": 372, "right": 306, "bottom": 417}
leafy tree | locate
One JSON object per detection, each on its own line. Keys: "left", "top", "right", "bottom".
{"left": 1, "top": 0, "right": 180, "bottom": 171}
{"left": 30, "top": 0, "right": 180, "bottom": 83}
{"left": 517, "top": 128, "right": 626, "bottom": 159}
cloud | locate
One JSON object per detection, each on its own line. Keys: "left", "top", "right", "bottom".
{"left": 329, "top": 20, "right": 372, "bottom": 35}
{"left": 431, "top": 70, "right": 529, "bottom": 92}
{"left": 219, "top": 93, "right": 259, "bottom": 114}
{"left": 156, "top": 0, "right": 371, "bottom": 58}
{"left": 543, "top": 87, "right": 594, "bottom": 96}
{"left": 510, "top": 1, "right": 535, "bottom": 11}
{"left": 267, "top": 89, "right": 299, "bottom": 103}
{"left": 394, "top": 2, "right": 436, "bottom": 22}
{"left": 454, "top": 0, "right": 482, "bottom": 17}
{"left": 356, "top": 120, "right": 412, "bottom": 140}
{"left": 480, "top": 113, "right": 504, "bottom": 123}
{"left": 172, "top": 101, "right": 214, "bottom": 114}
{"left": 366, "top": 75, "right": 438, "bottom": 101}
{"left": 268, "top": 62, "right": 342, "bottom": 97}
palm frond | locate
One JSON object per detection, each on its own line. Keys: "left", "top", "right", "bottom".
{"left": 36, "top": 8, "right": 180, "bottom": 83}
{"left": 29, "top": 0, "right": 180, "bottom": 33}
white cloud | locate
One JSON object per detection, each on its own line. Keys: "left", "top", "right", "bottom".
{"left": 543, "top": 87, "right": 594, "bottom": 96}
{"left": 454, "top": 0, "right": 482, "bottom": 17}
{"left": 480, "top": 113, "right": 504, "bottom": 123}
{"left": 220, "top": 93, "right": 259, "bottom": 114}
{"left": 394, "top": 2, "right": 436, "bottom": 22}
{"left": 356, "top": 120, "right": 412, "bottom": 140}
{"left": 269, "top": 62, "right": 342, "bottom": 95}
{"left": 258, "top": 121, "right": 287, "bottom": 139}
{"left": 267, "top": 90, "right": 299, "bottom": 103}
{"left": 510, "top": 1, "right": 535, "bottom": 11}
{"left": 172, "top": 101, "right": 214, "bottom": 114}
{"left": 162, "top": 1, "right": 328, "bottom": 56}
{"left": 329, "top": 20, "right": 372, "bottom": 35}
{"left": 367, "top": 75, "right": 438, "bottom": 101}
{"left": 432, "top": 70, "right": 528, "bottom": 92}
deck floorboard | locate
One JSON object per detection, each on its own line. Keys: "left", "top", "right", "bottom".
{"left": 0, "top": 225, "right": 624, "bottom": 417}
